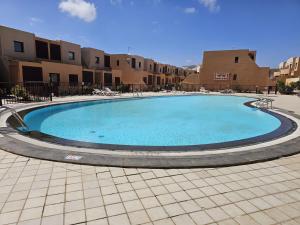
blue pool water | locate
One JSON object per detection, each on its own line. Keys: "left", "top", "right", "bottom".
{"left": 24, "top": 96, "right": 281, "bottom": 146}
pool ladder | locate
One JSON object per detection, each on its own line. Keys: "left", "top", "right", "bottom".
{"left": 1, "top": 106, "right": 28, "bottom": 131}
{"left": 255, "top": 98, "right": 274, "bottom": 109}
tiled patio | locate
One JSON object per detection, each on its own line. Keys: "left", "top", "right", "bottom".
{"left": 0, "top": 149, "right": 299, "bottom": 225}
{"left": 0, "top": 94, "right": 300, "bottom": 225}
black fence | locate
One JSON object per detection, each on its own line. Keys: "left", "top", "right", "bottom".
{"left": 0, "top": 82, "right": 277, "bottom": 106}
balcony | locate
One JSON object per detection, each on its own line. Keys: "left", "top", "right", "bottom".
{"left": 280, "top": 68, "right": 290, "bottom": 75}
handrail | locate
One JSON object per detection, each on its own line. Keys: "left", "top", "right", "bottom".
{"left": 255, "top": 98, "right": 274, "bottom": 109}
{"left": 1, "top": 106, "right": 28, "bottom": 130}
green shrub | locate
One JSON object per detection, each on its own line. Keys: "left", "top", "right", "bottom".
{"left": 277, "top": 80, "right": 294, "bottom": 95}
{"left": 11, "top": 85, "right": 30, "bottom": 100}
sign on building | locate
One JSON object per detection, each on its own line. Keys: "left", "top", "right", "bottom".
{"left": 214, "top": 73, "right": 230, "bottom": 80}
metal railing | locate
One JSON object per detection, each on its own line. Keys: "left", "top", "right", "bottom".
{"left": 0, "top": 82, "right": 278, "bottom": 106}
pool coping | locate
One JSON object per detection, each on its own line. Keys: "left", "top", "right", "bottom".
{"left": 1, "top": 94, "right": 300, "bottom": 168}
{"left": 5, "top": 96, "right": 298, "bottom": 152}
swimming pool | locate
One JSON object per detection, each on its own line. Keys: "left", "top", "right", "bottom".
{"left": 23, "top": 95, "right": 281, "bottom": 147}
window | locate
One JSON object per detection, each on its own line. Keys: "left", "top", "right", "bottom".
{"left": 143, "top": 77, "right": 147, "bottom": 84}
{"left": 14, "top": 41, "right": 24, "bottom": 52}
{"left": 104, "top": 73, "right": 112, "bottom": 86}
{"left": 148, "top": 75, "right": 153, "bottom": 85}
{"left": 150, "top": 64, "right": 152, "bottom": 70}
{"left": 104, "top": 55, "right": 111, "bottom": 67}
{"left": 117, "top": 60, "right": 120, "bottom": 66}
{"left": 68, "top": 51, "right": 75, "bottom": 60}
{"left": 157, "top": 76, "right": 161, "bottom": 85}
{"left": 235, "top": 57, "right": 239, "bottom": 63}
{"left": 50, "top": 44, "right": 61, "bottom": 61}
{"left": 82, "top": 71, "right": 93, "bottom": 85}
{"left": 233, "top": 74, "right": 237, "bottom": 80}
{"left": 69, "top": 74, "right": 78, "bottom": 86}
{"left": 132, "top": 58, "right": 136, "bottom": 69}
{"left": 49, "top": 73, "right": 60, "bottom": 85}
{"left": 115, "top": 77, "right": 121, "bottom": 86}
{"left": 35, "top": 40, "right": 49, "bottom": 59}
{"left": 95, "top": 56, "right": 100, "bottom": 64}
{"left": 139, "top": 62, "right": 141, "bottom": 68}
{"left": 22, "top": 66, "right": 43, "bottom": 82}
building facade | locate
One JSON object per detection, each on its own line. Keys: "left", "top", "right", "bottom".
{"left": 1, "top": 25, "right": 277, "bottom": 94}
{"left": 273, "top": 57, "right": 300, "bottom": 85}
{"left": 182, "top": 49, "right": 274, "bottom": 91}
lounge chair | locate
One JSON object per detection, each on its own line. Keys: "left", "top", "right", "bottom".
{"left": 199, "top": 87, "right": 209, "bottom": 93}
{"left": 220, "top": 89, "right": 234, "bottom": 94}
{"left": 104, "top": 87, "right": 120, "bottom": 96}
{"left": 92, "top": 89, "right": 105, "bottom": 96}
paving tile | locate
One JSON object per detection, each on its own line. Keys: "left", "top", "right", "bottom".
{"left": 0, "top": 210, "right": 21, "bottom": 224}
{"left": 123, "top": 199, "right": 144, "bottom": 212}
{"left": 65, "top": 199, "right": 85, "bottom": 213}
{"left": 163, "top": 203, "right": 185, "bottom": 217}
{"left": 221, "top": 203, "right": 245, "bottom": 217}
{"left": 103, "top": 193, "right": 121, "bottom": 205}
{"left": 43, "top": 203, "right": 64, "bottom": 217}
{"left": 157, "top": 193, "right": 176, "bottom": 205}
{"left": 146, "top": 206, "right": 168, "bottom": 221}
{"left": 86, "top": 207, "right": 106, "bottom": 221}
{"left": 24, "top": 197, "right": 46, "bottom": 209}
{"left": 206, "top": 207, "right": 230, "bottom": 222}
{"left": 234, "top": 214, "right": 260, "bottom": 225}
{"left": 86, "top": 218, "right": 108, "bottom": 225}
{"left": 85, "top": 196, "right": 104, "bottom": 209}
{"left": 189, "top": 210, "right": 214, "bottom": 225}
{"left": 250, "top": 211, "right": 276, "bottom": 225}
{"left": 108, "top": 214, "right": 130, "bottom": 225}
{"left": 235, "top": 200, "right": 259, "bottom": 214}
{"left": 64, "top": 210, "right": 86, "bottom": 225}
{"left": 171, "top": 191, "right": 191, "bottom": 202}
{"left": 128, "top": 210, "right": 150, "bottom": 225}
{"left": 41, "top": 214, "right": 64, "bottom": 225}
{"left": 45, "top": 193, "right": 65, "bottom": 205}
{"left": 120, "top": 191, "right": 138, "bottom": 202}
{"left": 153, "top": 218, "right": 175, "bottom": 225}
{"left": 172, "top": 214, "right": 196, "bottom": 225}
{"left": 19, "top": 207, "right": 43, "bottom": 221}
{"left": 141, "top": 197, "right": 160, "bottom": 209}
{"left": 179, "top": 200, "right": 201, "bottom": 213}
{"left": 17, "top": 218, "right": 41, "bottom": 225}
{"left": 1, "top": 200, "right": 25, "bottom": 213}
{"left": 105, "top": 203, "right": 125, "bottom": 216}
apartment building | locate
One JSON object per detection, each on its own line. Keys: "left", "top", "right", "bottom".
{"left": 81, "top": 48, "right": 122, "bottom": 87}
{"left": 0, "top": 25, "right": 124, "bottom": 90}
{"left": 182, "top": 49, "right": 273, "bottom": 91}
{"left": 273, "top": 57, "right": 300, "bottom": 85}
{"left": 0, "top": 25, "right": 84, "bottom": 86}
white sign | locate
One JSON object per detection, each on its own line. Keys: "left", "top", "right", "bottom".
{"left": 65, "top": 155, "right": 83, "bottom": 161}
{"left": 214, "top": 73, "right": 230, "bottom": 80}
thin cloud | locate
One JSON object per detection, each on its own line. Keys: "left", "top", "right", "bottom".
{"left": 29, "top": 17, "right": 43, "bottom": 26}
{"left": 59, "top": 0, "right": 97, "bottom": 22}
{"left": 110, "top": 0, "right": 122, "bottom": 5}
{"left": 199, "top": 0, "right": 220, "bottom": 13}
{"left": 184, "top": 7, "right": 196, "bottom": 14}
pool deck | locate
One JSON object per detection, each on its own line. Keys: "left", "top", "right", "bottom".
{"left": 0, "top": 93, "right": 300, "bottom": 225}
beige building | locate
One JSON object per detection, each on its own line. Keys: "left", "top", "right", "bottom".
{"left": 0, "top": 25, "right": 124, "bottom": 91}
{"left": 273, "top": 57, "right": 300, "bottom": 85}
{"left": 182, "top": 49, "right": 273, "bottom": 91}
{"left": 1, "top": 25, "right": 276, "bottom": 93}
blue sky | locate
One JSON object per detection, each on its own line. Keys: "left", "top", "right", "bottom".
{"left": 0, "top": 0, "right": 299, "bottom": 67}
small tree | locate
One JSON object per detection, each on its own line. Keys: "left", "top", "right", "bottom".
{"left": 277, "top": 80, "right": 294, "bottom": 95}
{"left": 11, "top": 85, "right": 30, "bottom": 100}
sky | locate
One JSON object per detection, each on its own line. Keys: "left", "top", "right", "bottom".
{"left": 0, "top": 0, "right": 299, "bottom": 68}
